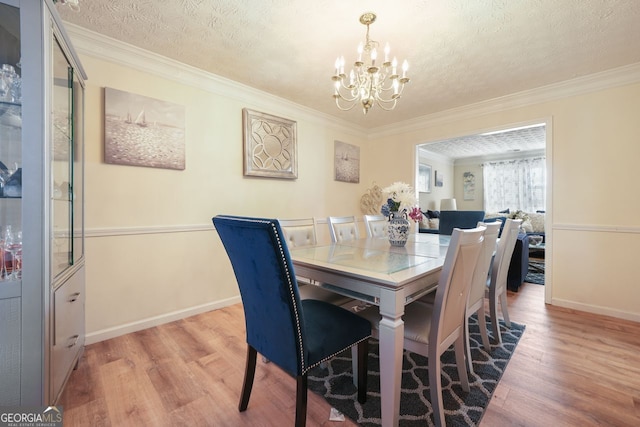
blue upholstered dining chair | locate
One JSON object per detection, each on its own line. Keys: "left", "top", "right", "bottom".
{"left": 212, "top": 215, "right": 371, "bottom": 427}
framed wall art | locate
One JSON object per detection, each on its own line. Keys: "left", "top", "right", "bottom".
{"left": 463, "top": 171, "right": 476, "bottom": 200}
{"left": 243, "top": 108, "right": 297, "bottom": 179}
{"left": 334, "top": 140, "right": 360, "bottom": 183}
{"left": 104, "top": 87, "right": 186, "bottom": 170}
{"left": 435, "top": 170, "right": 444, "bottom": 187}
{"left": 418, "top": 163, "right": 432, "bottom": 193}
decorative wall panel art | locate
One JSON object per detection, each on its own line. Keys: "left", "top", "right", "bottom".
{"left": 242, "top": 108, "right": 297, "bottom": 179}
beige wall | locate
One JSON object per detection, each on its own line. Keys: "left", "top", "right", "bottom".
{"left": 416, "top": 154, "right": 455, "bottom": 211}
{"left": 453, "top": 163, "right": 484, "bottom": 211}
{"left": 367, "top": 82, "right": 640, "bottom": 322}
{"left": 78, "top": 53, "right": 369, "bottom": 342}
{"left": 71, "top": 29, "right": 640, "bottom": 342}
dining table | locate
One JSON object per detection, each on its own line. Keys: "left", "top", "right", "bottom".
{"left": 289, "top": 232, "right": 451, "bottom": 427}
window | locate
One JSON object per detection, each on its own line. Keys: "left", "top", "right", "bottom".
{"left": 483, "top": 157, "right": 546, "bottom": 213}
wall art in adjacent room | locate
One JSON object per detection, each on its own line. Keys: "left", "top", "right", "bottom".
{"left": 463, "top": 171, "right": 476, "bottom": 200}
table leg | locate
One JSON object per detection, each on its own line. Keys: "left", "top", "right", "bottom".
{"left": 378, "top": 288, "right": 405, "bottom": 427}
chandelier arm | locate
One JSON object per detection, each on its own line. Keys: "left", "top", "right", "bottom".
{"left": 374, "top": 97, "right": 399, "bottom": 111}
{"left": 335, "top": 85, "right": 361, "bottom": 103}
{"left": 334, "top": 97, "right": 359, "bottom": 111}
{"left": 373, "top": 85, "right": 405, "bottom": 103}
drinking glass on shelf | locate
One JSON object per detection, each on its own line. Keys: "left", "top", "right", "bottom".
{"left": 13, "top": 230, "right": 22, "bottom": 279}
{"left": 0, "top": 237, "right": 4, "bottom": 279}
{"left": 3, "top": 226, "right": 14, "bottom": 279}
{"left": 0, "top": 64, "right": 17, "bottom": 102}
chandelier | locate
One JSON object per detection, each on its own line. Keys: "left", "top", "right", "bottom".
{"left": 332, "top": 12, "right": 410, "bottom": 114}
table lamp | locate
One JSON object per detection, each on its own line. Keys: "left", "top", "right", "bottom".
{"left": 440, "top": 198, "right": 457, "bottom": 210}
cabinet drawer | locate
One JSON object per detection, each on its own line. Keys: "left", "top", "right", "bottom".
{"left": 52, "top": 268, "right": 85, "bottom": 399}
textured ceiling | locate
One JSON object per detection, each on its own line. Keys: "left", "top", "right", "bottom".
{"left": 58, "top": 0, "right": 640, "bottom": 159}
{"left": 56, "top": 0, "right": 640, "bottom": 131}
{"left": 419, "top": 124, "right": 546, "bottom": 161}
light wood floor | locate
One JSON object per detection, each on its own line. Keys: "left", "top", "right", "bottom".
{"left": 59, "top": 283, "right": 640, "bottom": 426}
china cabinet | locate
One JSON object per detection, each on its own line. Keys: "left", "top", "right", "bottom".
{"left": 0, "top": 0, "right": 86, "bottom": 405}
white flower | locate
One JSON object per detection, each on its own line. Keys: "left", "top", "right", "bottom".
{"left": 381, "top": 182, "right": 418, "bottom": 213}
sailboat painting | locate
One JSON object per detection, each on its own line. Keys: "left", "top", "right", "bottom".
{"left": 134, "top": 110, "right": 148, "bottom": 127}
{"left": 334, "top": 140, "right": 360, "bottom": 183}
{"left": 104, "top": 87, "right": 185, "bottom": 170}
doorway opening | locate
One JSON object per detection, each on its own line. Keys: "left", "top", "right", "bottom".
{"left": 415, "top": 120, "right": 552, "bottom": 303}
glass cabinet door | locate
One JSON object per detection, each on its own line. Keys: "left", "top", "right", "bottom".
{"left": 51, "top": 36, "right": 73, "bottom": 279}
{"left": 0, "top": 1, "right": 22, "bottom": 284}
{"left": 72, "top": 63, "right": 84, "bottom": 265}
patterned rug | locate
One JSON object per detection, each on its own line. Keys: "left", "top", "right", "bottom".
{"left": 525, "top": 261, "right": 545, "bottom": 285}
{"left": 308, "top": 315, "right": 525, "bottom": 427}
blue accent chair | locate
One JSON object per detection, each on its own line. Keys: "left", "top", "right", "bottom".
{"left": 437, "top": 210, "right": 486, "bottom": 235}
{"left": 212, "top": 215, "right": 371, "bottom": 426}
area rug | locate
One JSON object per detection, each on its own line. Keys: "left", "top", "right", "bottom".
{"left": 525, "top": 261, "right": 545, "bottom": 285}
{"left": 308, "top": 315, "right": 525, "bottom": 427}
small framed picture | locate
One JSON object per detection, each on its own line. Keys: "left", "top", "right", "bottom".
{"left": 435, "top": 170, "right": 444, "bottom": 187}
{"left": 334, "top": 140, "right": 360, "bottom": 183}
{"left": 418, "top": 163, "right": 432, "bottom": 193}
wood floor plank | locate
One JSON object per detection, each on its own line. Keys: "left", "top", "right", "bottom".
{"left": 59, "top": 282, "right": 640, "bottom": 426}
{"left": 98, "top": 358, "right": 166, "bottom": 426}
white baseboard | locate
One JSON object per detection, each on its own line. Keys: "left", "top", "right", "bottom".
{"left": 551, "top": 297, "right": 640, "bottom": 323}
{"left": 85, "top": 296, "right": 242, "bottom": 345}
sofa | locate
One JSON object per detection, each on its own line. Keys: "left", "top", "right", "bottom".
{"left": 419, "top": 209, "right": 546, "bottom": 291}
{"left": 419, "top": 210, "right": 485, "bottom": 235}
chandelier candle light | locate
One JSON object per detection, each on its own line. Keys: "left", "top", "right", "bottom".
{"left": 332, "top": 12, "right": 410, "bottom": 114}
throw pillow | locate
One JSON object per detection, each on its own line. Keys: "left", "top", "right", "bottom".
{"left": 528, "top": 212, "right": 545, "bottom": 233}
{"left": 428, "top": 218, "right": 440, "bottom": 229}
{"left": 520, "top": 219, "right": 534, "bottom": 233}
{"left": 426, "top": 209, "right": 440, "bottom": 219}
{"left": 512, "top": 210, "right": 531, "bottom": 222}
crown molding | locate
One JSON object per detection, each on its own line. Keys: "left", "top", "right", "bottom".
{"left": 370, "top": 62, "right": 640, "bottom": 139}
{"left": 62, "top": 23, "right": 640, "bottom": 142}
{"left": 417, "top": 148, "right": 453, "bottom": 165}
{"left": 62, "top": 23, "right": 368, "bottom": 139}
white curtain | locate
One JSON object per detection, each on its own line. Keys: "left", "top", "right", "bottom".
{"left": 483, "top": 157, "right": 546, "bottom": 213}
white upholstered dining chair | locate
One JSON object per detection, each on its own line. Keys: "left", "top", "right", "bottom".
{"left": 327, "top": 215, "right": 360, "bottom": 242}
{"left": 358, "top": 226, "right": 486, "bottom": 426}
{"left": 418, "top": 221, "right": 500, "bottom": 374}
{"left": 488, "top": 218, "right": 522, "bottom": 344}
{"left": 463, "top": 220, "right": 500, "bottom": 373}
{"left": 278, "top": 218, "right": 353, "bottom": 306}
{"left": 363, "top": 214, "right": 388, "bottom": 238}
